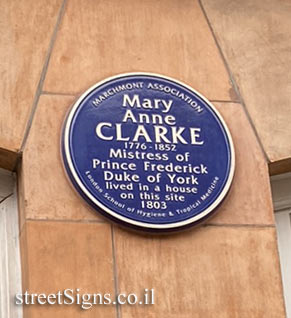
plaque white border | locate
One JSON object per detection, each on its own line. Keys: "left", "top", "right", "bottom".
{"left": 62, "top": 72, "right": 235, "bottom": 230}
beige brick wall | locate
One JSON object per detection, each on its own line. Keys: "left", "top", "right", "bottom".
{"left": 1, "top": 0, "right": 290, "bottom": 317}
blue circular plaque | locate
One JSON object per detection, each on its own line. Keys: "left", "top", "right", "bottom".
{"left": 62, "top": 73, "right": 235, "bottom": 232}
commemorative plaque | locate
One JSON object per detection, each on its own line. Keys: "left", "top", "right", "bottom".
{"left": 62, "top": 73, "right": 235, "bottom": 232}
